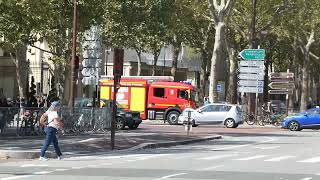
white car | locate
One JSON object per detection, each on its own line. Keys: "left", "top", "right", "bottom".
{"left": 178, "top": 103, "right": 243, "bottom": 128}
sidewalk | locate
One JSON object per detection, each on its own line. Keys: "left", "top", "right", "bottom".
{"left": 0, "top": 123, "right": 221, "bottom": 159}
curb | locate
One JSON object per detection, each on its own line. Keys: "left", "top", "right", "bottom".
{"left": 125, "top": 135, "right": 222, "bottom": 151}
{"left": 0, "top": 135, "right": 222, "bottom": 159}
{"left": 0, "top": 150, "right": 57, "bottom": 160}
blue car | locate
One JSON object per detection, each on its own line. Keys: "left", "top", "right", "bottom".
{"left": 282, "top": 108, "right": 320, "bottom": 131}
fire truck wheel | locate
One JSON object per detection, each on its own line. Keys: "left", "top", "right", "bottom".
{"left": 167, "top": 111, "right": 180, "bottom": 125}
{"left": 116, "top": 117, "right": 125, "bottom": 130}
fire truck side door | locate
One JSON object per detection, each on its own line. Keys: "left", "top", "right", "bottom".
{"left": 149, "top": 87, "right": 168, "bottom": 107}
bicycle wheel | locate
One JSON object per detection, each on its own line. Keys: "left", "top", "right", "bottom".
{"left": 258, "top": 115, "right": 267, "bottom": 126}
{"left": 245, "top": 115, "right": 255, "bottom": 125}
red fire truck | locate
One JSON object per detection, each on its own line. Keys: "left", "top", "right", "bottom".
{"left": 99, "top": 76, "right": 196, "bottom": 124}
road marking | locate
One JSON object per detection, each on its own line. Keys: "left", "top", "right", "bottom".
{"left": 102, "top": 154, "right": 146, "bottom": 159}
{"left": 301, "top": 177, "right": 312, "bottom": 180}
{"left": 211, "top": 137, "right": 276, "bottom": 151}
{"left": 20, "top": 164, "right": 49, "bottom": 167}
{"left": 0, "top": 175, "right": 32, "bottom": 180}
{"left": 125, "top": 154, "right": 171, "bottom": 162}
{"left": 264, "top": 155, "right": 295, "bottom": 162}
{"left": 78, "top": 138, "right": 98, "bottom": 143}
{"left": 197, "top": 165, "right": 224, "bottom": 171}
{"left": 55, "top": 169, "right": 68, "bottom": 171}
{"left": 199, "top": 154, "right": 238, "bottom": 160}
{"left": 71, "top": 167, "right": 84, "bottom": 169}
{"left": 156, "top": 173, "right": 187, "bottom": 179}
{"left": 254, "top": 146, "right": 280, "bottom": 150}
{"left": 298, "top": 157, "right": 320, "bottom": 163}
{"left": 86, "top": 165, "right": 99, "bottom": 168}
{"left": 234, "top": 155, "right": 268, "bottom": 161}
{"left": 32, "top": 171, "right": 53, "bottom": 175}
{"left": 100, "top": 163, "right": 112, "bottom": 166}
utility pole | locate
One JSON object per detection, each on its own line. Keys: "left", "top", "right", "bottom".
{"left": 68, "top": 0, "right": 78, "bottom": 113}
{"left": 111, "top": 48, "right": 124, "bottom": 150}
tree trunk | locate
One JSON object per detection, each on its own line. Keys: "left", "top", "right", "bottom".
{"left": 200, "top": 51, "right": 208, "bottom": 101}
{"left": 151, "top": 50, "right": 160, "bottom": 76}
{"left": 300, "top": 32, "right": 315, "bottom": 111}
{"left": 11, "top": 46, "right": 28, "bottom": 100}
{"left": 136, "top": 49, "right": 142, "bottom": 76}
{"left": 226, "top": 48, "right": 237, "bottom": 104}
{"left": 171, "top": 42, "right": 182, "bottom": 81}
{"left": 300, "top": 58, "right": 309, "bottom": 111}
{"left": 209, "top": 22, "right": 225, "bottom": 103}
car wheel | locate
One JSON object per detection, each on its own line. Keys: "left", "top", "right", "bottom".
{"left": 225, "top": 118, "right": 236, "bottom": 128}
{"left": 128, "top": 124, "right": 139, "bottom": 129}
{"left": 167, "top": 111, "right": 180, "bottom": 125}
{"left": 288, "top": 120, "right": 301, "bottom": 131}
{"left": 115, "top": 117, "right": 125, "bottom": 130}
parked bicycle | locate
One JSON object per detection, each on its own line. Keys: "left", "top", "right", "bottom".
{"left": 259, "top": 108, "right": 285, "bottom": 126}
{"left": 243, "top": 112, "right": 256, "bottom": 125}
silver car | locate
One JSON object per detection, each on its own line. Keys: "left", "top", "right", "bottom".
{"left": 178, "top": 103, "right": 243, "bottom": 128}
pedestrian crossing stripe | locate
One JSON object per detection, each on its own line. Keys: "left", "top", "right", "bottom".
{"left": 264, "top": 155, "right": 296, "bottom": 162}
{"left": 298, "top": 156, "right": 320, "bottom": 163}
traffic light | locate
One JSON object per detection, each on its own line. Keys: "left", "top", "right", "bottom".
{"left": 75, "top": 55, "right": 80, "bottom": 71}
{"left": 113, "top": 49, "right": 124, "bottom": 76}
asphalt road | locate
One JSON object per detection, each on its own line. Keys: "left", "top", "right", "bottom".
{"left": 1, "top": 126, "right": 320, "bottom": 180}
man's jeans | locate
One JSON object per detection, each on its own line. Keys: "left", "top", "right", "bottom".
{"left": 40, "top": 126, "right": 62, "bottom": 157}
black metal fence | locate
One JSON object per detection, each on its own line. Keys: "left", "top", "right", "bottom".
{"left": 0, "top": 106, "right": 112, "bottom": 136}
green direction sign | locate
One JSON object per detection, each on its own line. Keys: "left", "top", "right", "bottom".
{"left": 239, "top": 49, "right": 266, "bottom": 60}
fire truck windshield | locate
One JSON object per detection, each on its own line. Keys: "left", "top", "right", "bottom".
{"left": 190, "top": 90, "right": 196, "bottom": 102}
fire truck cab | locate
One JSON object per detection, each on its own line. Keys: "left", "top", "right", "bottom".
{"left": 99, "top": 76, "right": 196, "bottom": 124}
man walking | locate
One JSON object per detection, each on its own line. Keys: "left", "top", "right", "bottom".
{"left": 39, "top": 101, "right": 64, "bottom": 160}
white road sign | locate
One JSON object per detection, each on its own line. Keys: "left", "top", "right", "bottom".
{"left": 238, "top": 73, "right": 264, "bottom": 80}
{"left": 238, "top": 80, "right": 264, "bottom": 87}
{"left": 239, "top": 60, "right": 264, "bottom": 67}
{"left": 83, "top": 50, "right": 102, "bottom": 59}
{"left": 82, "top": 59, "right": 102, "bottom": 67}
{"left": 238, "top": 86, "right": 263, "bottom": 93}
{"left": 81, "top": 67, "right": 101, "bottom": 77}
{"left": 238, "top": 66, "right": 265, "bottom": 74}
{"left": 81, "top": 76, "right": 98, "bottom": 85}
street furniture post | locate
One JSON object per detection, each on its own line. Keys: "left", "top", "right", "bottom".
{"left": 111, "top": 48, "right": 124, "bottom": 150}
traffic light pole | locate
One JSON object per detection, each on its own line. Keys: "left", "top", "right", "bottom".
{"left": 111, "top": 76, "right": 118, "bottom": 150}
{"left": 111, "top": 48, "right": 124, "bottom": 150}
{"left": 68, "top": 0, "right": 77, "bottom": 114}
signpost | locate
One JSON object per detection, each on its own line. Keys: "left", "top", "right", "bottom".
{"left": 238, "top": 66, "right": 265, "bottom": 73}
{"left": 238, "top": 86, "right": 263, "bottom": 93}
{"left": 268, "top": 89, "right": 293, "bottom": 95}
{"left": 238, "top": 73, "right": 264, "bottom": 80}
{"left": 239, "top": 49, "right": 266, "bottom": 60}
{"left": 238, "top": 80, "right": 264, "bottom": 87}
{"left": 237, "top": 48, "right": 266, "bottom": 121}
{"left": 239, "top": 61, "right": 265, "bottom": 67}
{"left": 268, "top": 82, "right": 295, "bottom": 90}
{"left": 268, "top": 70, "right": 295, "bottom": 116}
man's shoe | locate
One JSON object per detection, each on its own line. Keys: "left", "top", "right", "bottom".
{"left": 57, "top": 156, "right": 64, "bottom": 160}
{"left": 39, "top": 157, "right": 48, "bottom": 161}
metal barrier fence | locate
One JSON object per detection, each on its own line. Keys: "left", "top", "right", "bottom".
{"left": 0, "top": 106, "right": 112, "bottom": 136}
